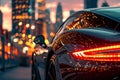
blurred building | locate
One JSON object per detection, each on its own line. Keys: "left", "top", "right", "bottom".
{"left": 45, "top": 9, "right": 52, "bottom": 41}
{"left": 50, "top": 23, "right": 56, "bottom": 39}
{"left": 101, "top": 0, "right": 109, "bottom": 7}
{"left": 37, "top": 0, "right": 46, "bottom": 19}
{"left": 70, "top": 10, "right": 75, "bottom": 16}
{"left": 0, "top": 10, "right": 3, "bottom": 34}
{"left": 2, "top": 30, "right": 11, "bottom": 43}
{"left": 12, "top": 0, "right": 35, "bottom": 35}
{"left": 55, "top": 2, "right": 63, "bottom": 32}
{"left": 36, "top": 0, "right": 48, "bottom": 40}
{"left": 84, "top": 0, "right": 98, "bottom": 9}
{"left": 35, "top": 19, "right": 46, "bottom": 36}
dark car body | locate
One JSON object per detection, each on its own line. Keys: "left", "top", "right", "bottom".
{"left": 45, "top": 7, "right": 120, "bottom": 80}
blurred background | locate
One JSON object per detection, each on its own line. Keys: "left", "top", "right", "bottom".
{"left": 0, "top": 0, "right": 120, "bottom": 80}
{"left": 0, "top": 0, "right": 120, "bottom": 68}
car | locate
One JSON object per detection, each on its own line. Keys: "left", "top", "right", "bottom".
{"left": 34, "top": 7, "right": 120, "bottom": 80}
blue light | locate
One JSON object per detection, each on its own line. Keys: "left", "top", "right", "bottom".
{"left": 28, "top": 9, "right": 32, "bottom": 13}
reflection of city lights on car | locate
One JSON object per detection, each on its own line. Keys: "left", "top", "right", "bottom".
{"left": 13, "top": 38, "right": 18, "bottom": 42}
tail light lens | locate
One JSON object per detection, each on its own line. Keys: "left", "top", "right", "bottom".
{"left": 72, "top": 45, "right": 120, "bottom": 61}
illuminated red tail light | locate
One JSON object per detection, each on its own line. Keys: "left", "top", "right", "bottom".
{"left": 72, "top": 45, "right": 120, "bottom": 61}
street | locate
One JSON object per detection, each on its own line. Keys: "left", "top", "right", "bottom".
{"left": 0, "top": 67, "right": 31, "bottom": 80}
{"left": 0, "top": 65, "right": 45, "bottom": 80}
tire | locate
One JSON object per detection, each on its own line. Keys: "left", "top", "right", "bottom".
{"left": 45, "top": 49, "right": 56, "bottom": 80}
{"left": 46, "top": 58, "right": 56, "bottom": 80}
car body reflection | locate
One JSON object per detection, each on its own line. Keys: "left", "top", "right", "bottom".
{"left": 35, "top": 7, "right": 120, "bottom": 80}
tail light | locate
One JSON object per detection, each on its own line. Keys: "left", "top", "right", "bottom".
{"left": 72, "top": 45, "right": 120, "bottom": 61}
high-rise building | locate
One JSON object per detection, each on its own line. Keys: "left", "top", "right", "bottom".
{"left": 37, "top": 0, "right": 46, "bottom": 19}
{"left": 36, "top": 0, "right": 48, "bottom": 40}
{"left": 45, "top": 9, "right": 52, "bottom": 41}
{"left": 55, "top": 2, "right": 63, "bottom": 32}
{"left": 101, "top": 0, "right": 109, "bottom": 7}
{"left": 12, "top": 0, "right": 35, "bottom": 34}
{"left": 45, "top": 9, "right": 51, "bottom": 25}
{"left": 70, "top": 10, "right": 75, "bottom": 16}
{"left": 0, "top": 10, "right": 3, "bottom": 34}
{"left": 84, "top": 0, "right": 98, "bottom": 9}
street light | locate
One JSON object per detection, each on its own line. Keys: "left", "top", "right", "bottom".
{"left": 50, "top": 32, "right": 55, "bottom": 37}
{"left": 18, "top": 40, "right": 23, "bottom": 45}
{"left": 28, "top": 34, "right": 32, "bottom": 38}
{"left": 18, "top": 22, "right": 23, "bottom": 26}
{"left": 31, "top": 25, "right": 35, "bottom": 30}
{"left": 32, "top": 36, "right": 35, "bottom": 40}
{"left": 7, "top": 43, "right": 11, "bottom": 47}
{"left": 45, "top": 39, "right": 49, "bottom": 45}
{"left": 7, "top": 43, "right": 11, "bottom": 55}
{"left": 23, "top": 46, "right": 28, "bottom": 54}
{"left": 26, "top": 23, "right": 30, "bottom": 28}
{"left": 13, "top": 38, "right": 18, "bottom": 42}
{"left": 22, "top": 34, "right": 26, "bottom": 38}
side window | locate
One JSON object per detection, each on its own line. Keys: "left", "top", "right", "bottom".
{"left": 63, "top": 11, "right": 119, "bottom": 32}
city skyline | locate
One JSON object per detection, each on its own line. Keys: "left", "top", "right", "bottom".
{"left": 0, "top": 0, "right": 120, "bottom": 31}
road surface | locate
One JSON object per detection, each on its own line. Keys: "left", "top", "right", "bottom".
{"left": 0, "top": 67, "right": 31, "bottom": 80}
{"left": 0, "top": 64, "right": 45, "bottom": 80}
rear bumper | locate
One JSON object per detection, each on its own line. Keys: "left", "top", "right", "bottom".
{"left": 60, "top": 60, "right": 120, "bottom": 80}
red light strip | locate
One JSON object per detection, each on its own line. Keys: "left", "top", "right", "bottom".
{"left": 82, "top": 45, "right": 120, "bottom": 53}
{"left": 72, "top": 45, "right": 120, "bottom": 61}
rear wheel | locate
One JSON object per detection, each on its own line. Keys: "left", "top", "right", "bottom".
{"left": 45, "top": 49, "right": 57, "bottom": 80}
{"left": 46, "top": 59, "right": 56, "bottom": 80}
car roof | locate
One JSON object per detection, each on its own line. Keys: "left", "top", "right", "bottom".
{"left": 71, "top": 7, "right": 120, "bottom": 22}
